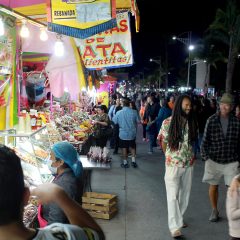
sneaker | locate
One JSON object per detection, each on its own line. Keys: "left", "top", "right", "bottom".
{"left": 209, "top": 209, "right": 219, "bottom": 222}
{"left": 121, "top": 163, "right": 129, "bottom": 168}
{"left": 142, "top": 138, "right": 146, "bottom": 141}
{"left": 131, "top": 162, "right": 138, "bottom": 168}
{"left": 171, "top": 229, "right": 182, "bottom": 238}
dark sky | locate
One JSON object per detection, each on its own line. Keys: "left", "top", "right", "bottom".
{"left": 129, "top": 0, "right": 228, "bottom": 80}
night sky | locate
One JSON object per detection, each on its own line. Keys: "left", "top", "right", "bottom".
{"left": 128, "top": 0, "right": 232, "bottom": 88}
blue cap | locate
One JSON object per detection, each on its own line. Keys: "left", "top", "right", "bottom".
{"left": 52, "top": 141, "right": 83, "bottom": 178}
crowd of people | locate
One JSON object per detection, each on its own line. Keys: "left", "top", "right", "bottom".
{"left": 1, "top": 90, "right": 240, "bottom": 239}
{"left": 108, "top": 90, "right": 240, "bottom": 239}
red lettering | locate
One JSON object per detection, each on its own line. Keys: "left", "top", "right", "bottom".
{"left": 111, "top": 43, "right": 126, "bottom": 56}
{"left": 83, "top": 46, "right": 96, "bottom": 58}
{"left": 96, "top": 44, "right": 111, "bottom": 57}
{"left": 119, "top": 19, "right": 128, "bottom": 32}
{"left": 97, "top": 37, "right": 105, "bottom": 43}
{"left": 110, "top": 27, "right": 120, "bottom": 34}
{"left": 86, "top": 38, "right": 95, "bottom": 44}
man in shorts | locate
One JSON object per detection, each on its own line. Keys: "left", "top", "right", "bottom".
{"left": 113, "top": 98, "right": 139, "bottom": 168}
{"left": 201, "top": 93, "right": 240, "bottom": 222}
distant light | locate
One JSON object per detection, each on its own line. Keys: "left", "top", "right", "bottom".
{"left": 188, "top": 45, "right": 195, "bottom": 51}
{"left": 203, "top": 60, "right": 207, "bottom": 63}
{"left": 172, "top": 36, "right": 177, "bottom": 40}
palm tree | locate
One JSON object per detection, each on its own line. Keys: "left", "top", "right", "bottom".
{"left": 207, "top": 0, "right": 240, "bottom": 93}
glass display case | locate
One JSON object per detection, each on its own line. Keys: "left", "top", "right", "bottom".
{"left": 0, "top": 126, "right": 53, "bottom": 186}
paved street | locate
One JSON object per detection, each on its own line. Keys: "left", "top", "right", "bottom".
{"left": 90, "top": 125, "right": 229, "bottom": 240}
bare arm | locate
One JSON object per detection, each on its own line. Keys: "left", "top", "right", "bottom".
{"left": 31, "top": 183, "right": 105, "bottom": 239}
{"left": 162, "top": 142, "right": 167, "bottom": 154}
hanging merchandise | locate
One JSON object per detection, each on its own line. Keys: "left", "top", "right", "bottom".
{"left": 75, "top": 11, "right": 133, "bottom": 69}
{"left": 25, "top": 71, "right": 47, "bottom": 107}
{"left": 46, "top": 0, "right": 117, "bottom": 39}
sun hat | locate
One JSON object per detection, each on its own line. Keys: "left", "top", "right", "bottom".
{"left": 219, "top": 93, "right": 234, "bottom": 104}
{"left": 52, "top": 141, "right": 83, "bottom": 177}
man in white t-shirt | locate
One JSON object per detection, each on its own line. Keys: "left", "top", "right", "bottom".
{"left": 0, "top": 144, "right": 104, "bottom": 240}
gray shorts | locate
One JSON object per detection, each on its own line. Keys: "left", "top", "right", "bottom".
{"left": 202, "top": 159, "right": 239, "bottom": 186}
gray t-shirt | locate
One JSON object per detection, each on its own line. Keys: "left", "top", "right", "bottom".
{"left": 220, "top": 116, "right": 229, "bottom": 137}
{"left": 33, "top": 223, "right": 99, "bottom": 240}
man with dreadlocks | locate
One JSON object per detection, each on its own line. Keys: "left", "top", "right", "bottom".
{"left": 158, "top": 94, "right": 198, "bottom": 238}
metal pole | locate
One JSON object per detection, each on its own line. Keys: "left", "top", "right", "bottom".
{"left": 187, "top": 52, "right": 190, "bottom": 88}
{"left": 165, "top": 41, "right": 168, "bottom": 96}
{"left": 159, "top": 57, "right": 161, "bottom": 90}
{"left": 187, "top": 31, "right": 191, "bottom": 88}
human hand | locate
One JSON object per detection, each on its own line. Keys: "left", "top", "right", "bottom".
{"left": 31, "top": 183, "right": 64, "bottom": 204}
{"left": 229, "top": 175, "right": 240, "bottom": 197}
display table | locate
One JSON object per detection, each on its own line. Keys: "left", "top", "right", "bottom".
{"left": 80, "top": 155, "right": 111, "bottom": 192}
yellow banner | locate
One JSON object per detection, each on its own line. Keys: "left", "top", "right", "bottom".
{"left": 47, "top": 0, "right": 117, "bottom": 39}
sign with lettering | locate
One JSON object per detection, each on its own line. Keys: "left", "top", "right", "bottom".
{"left": 46, "top": 0, "right": 117, "bottom": 39}
{"left": 76, "top": 12, "right": 133, "bottom": 69}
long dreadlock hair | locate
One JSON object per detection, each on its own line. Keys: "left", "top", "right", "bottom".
{"left": 168, "top": 94, "right": 198, "bottom": 150}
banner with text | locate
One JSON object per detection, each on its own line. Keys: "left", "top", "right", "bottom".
{"left": 75, "top": 11, "right": 133, "bottom": 69}
{"left": 47, "top": 0, "right": 117, "bottom": 39}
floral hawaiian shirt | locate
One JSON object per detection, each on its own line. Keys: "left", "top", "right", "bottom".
{"left": 159, "top": 117, "right": 195, "bottom": 168}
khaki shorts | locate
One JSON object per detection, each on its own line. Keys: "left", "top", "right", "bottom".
{"left": 202, "top": 159, "right": 239, "bottom": 186}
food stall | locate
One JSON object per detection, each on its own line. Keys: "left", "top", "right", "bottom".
{"left": 0, "top": 0, "right": 140, "bottom": 223}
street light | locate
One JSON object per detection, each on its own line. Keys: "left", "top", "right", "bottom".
{"left": 172, "top": 31, "right": 195, "bottom": 88}
{"left": 150, "top": 57, "right": 161, "bottom": 90}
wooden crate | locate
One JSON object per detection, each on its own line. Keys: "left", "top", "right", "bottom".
{"left": 82, "top": 192, "right": 118, "bottom": 220}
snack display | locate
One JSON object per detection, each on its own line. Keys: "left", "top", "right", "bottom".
{"left": 13, "top": 147, "right": 38, "bottom": 167}
{"left": 34, "top": 146, "right": 49, "bottom": 159}
{"left": 46, "top": 123, "right": 62, "bottom": 145}
{"left": 51, "top": 112, "right": 94, "bottom": 151}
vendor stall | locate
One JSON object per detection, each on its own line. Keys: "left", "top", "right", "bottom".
{"left": 0, "top": 0, "right": 140, "bottom": 226}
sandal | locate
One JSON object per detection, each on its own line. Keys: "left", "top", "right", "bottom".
{"left": 121, "top": 163, "right": 129, "bottom": 168}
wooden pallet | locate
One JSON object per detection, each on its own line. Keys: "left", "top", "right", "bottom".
{"left": 82, "top": 192, "right": 118, "bottom": 220}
